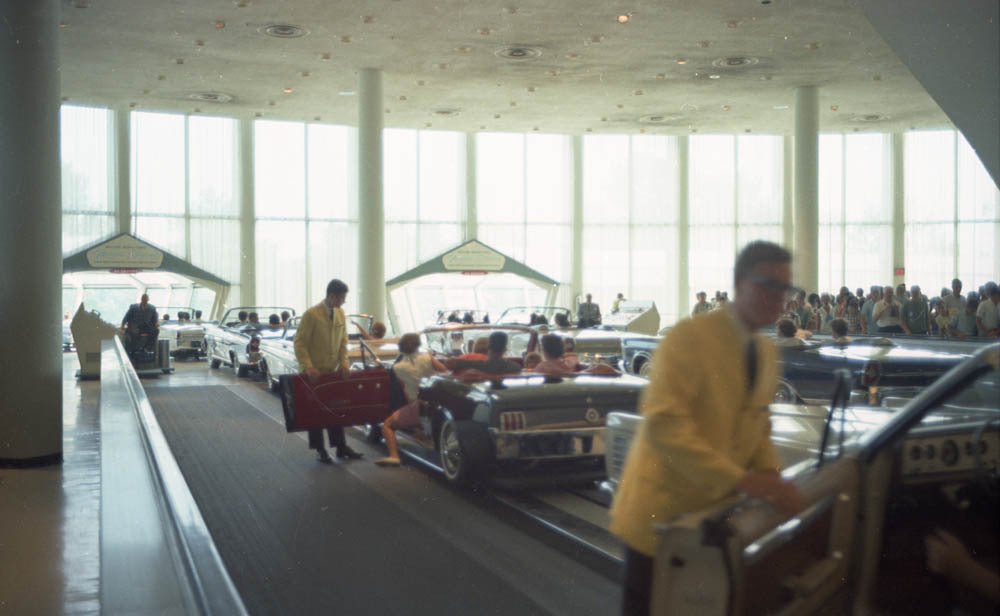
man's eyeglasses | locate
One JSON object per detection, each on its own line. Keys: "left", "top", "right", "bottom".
{"left": 745, "top": 274, "right": 796, "bottom": 293}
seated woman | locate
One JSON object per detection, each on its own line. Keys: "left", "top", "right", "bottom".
{"left": 774, "top": 318, "right": 805, "bottom": 347}
{"left": 354, "top": 320, "right": 388, "bottom": 340}
{"left": 376, "top": 333, "right": 447, "bottom": 467}
{"left": 523, "top": 351, "right": 542, "bottom": 370}
{"left": 532, "top": 334, "right": 583, "bottom": 374}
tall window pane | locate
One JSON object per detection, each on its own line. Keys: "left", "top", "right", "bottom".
{"left": 132, "top": 112, "right": 185, "bottom": 217}
{"left": 255, "top": 120, "right": 305, "bottom": 219}
{"left": 256, "top": 220, "right": 306, "bottom": 311}
{"left": 61, "top": 104, "right": 115, "bottom": 253}
{"left": 189, "top": 115, "right": 238, "bottom": 218}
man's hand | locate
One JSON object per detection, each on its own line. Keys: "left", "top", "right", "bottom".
{"left": 306, "top": 367, "right": 321, "bottom": 383}
{"left": 739, "top": 470, "right": 805, "bottom": 516}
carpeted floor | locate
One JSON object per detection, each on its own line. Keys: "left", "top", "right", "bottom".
{"left": 148, "top": 385, "right": 619, "bottom": 616}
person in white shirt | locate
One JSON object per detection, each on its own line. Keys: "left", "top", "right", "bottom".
{"left": 942, "top": 278, "right": 967, "bottom": 319}
{"left": 873, "top": 285, "right": 904, "bottom": 334}
{"left": 691, "top": 291, "right": 712, "bottom": 316}
{"left": 376, "top": 333, "right": 447, "bottom": 467}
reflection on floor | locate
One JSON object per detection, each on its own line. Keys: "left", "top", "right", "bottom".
{"left": 0, "top": 353, "right": 100, "bottom": 616}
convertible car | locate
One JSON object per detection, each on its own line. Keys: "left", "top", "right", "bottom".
{"left": 259, "top": 315, "right": 400, "bottom": 392}
{"left": 776, "top": 335, "right": 984, "bottom": 405}
{"left": 158, "top": 307, "right": 205, "bottom": 359}
{"left": 495, "top": 305, "right": 573, "bottom": 327}
{"left": 203, "top": 306, "right": 295, "bottom": 377}
{"left": 636, "top": 344, "right": 999, "bottom": 615}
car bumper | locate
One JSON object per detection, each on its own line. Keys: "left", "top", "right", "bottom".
{"left": 491, "top": 426, "right": 606, "bottom": 461}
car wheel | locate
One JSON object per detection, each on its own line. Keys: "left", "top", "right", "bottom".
{"left": 210, "top": 357, "right": 221, "bottom": 369}
{"left": 264, "top": 363, "right": 280, "bottom": 392}
{"left": 365, "top": 422, "right": 383, "bottom": 444}
{"left": 233, "top": 355, "right": 249, "bottom": 378}
{"left": 438, "top": 420, "right": 491, "bottom": 486}
{"left": 637, "top": 359, "right": 653, "bottom": 378}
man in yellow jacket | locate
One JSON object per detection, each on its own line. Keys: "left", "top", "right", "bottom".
{"left": 294, "top": 278, "right": 363, "bottom": 463}
{"left": 610, "top": 240, "right": 804, "bottom": 615}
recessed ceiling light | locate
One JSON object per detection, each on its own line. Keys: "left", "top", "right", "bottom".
{"left": 676, "top": 58, "right": 687, "bottom": 65}
{"left": 193, "top": 108, "right": 201, "bottom": 113}
{"left": 493, "top": 114, "right": 501, "bottom": 119}
{"left": 546, "top": 70, "right": 559, "bottom": 76}
{"left": 282, "top": 87, "right": 293, "bottom": 94}
{"left": 617, "top": 14, "right": 630, "bottom": 24}
{"left": 128, "top": 102, "right": 136, "bottom": 108}
{"left": 726, "top": 21, "right": 739, "bottom": 28}
{"left": 601, "top": 117, "right": 608, "bottom": 122}
{"left": 437, "top": 63, "right": 449, "bottom": 69}
{"left": 341, "top": 36, "right": 352, "bottom": 43}
{"left": 527, "top": 86, "right": 536, "bottom": 92}
{"left": 338, "top": 91, "right": 356, "bottom": 96}
{"left": 362, "top": 15, "right": 375, "bottom": 24}
{"left": 495, "top": 46, "right": 542, "bottom": 60}
{"left": 711, "top": 56, "right": 759, "bottom": 68}
{"left": 745, "top": 128, "right": 752, "bottom": 133}
{"left": 59, "top": 22, "right": 68, "bottom": 29}
{"left": 175, "top": 58, "right": 184, "bottom": 65}
{"left": 830, "top": 105, "right": 838, "bottom": 111}
{"left": 806, "top": 42, "right": 821, "bottom": 50}
{"left": 616, "top": 104, "right": 624, "bottom": 109}
{"left": 260, "top": 24, "right": 308, "bottom": 38}
{"left": 851, "top": 113, "right": 889, "bottom": 122}
{"left": 773, "top": 104, "right": 789, "bottom": 110}
{"left": 699, "top": 40, "right": 711, "bottom": 48}
{"left": 195, "top": 40, "right": 205, "bottom": 47}
{"left": 759, "top": 75, "right": 773, "bottom": 81}
{"left": 320, "top": 52, "right": 331, "bottom": 60}
{"left": 416, "top": 80, "right": 426, "bottom": 86}
{"left": 655, "top": 73, "right": 665, "bottom": 79}
{"left": 639, "top": 114, "right": 681, "bottom": 124}
{"left": 510, "top": 101, "right": 517, "bottom": 106}
{"left": 214, "top": 21, "right": 226, "bottom": 29}
{"left": 503, "top": 7, "right": 517, "bottom": 14}
{"left": 314, "top": 116, "right": 321, "bottom": 121}
{"left": 268, "top": 100, "right": 276, "bottom": 106}
{"left": 254, "top": 112, "right": 262, "bottom": 118}
{"left": 399, "top": 95, "right": 407, "bottom": 101}
{"left": 479, "top": 28, "right": 492, "bottom": 36}
{"left": 722, "top": 104, "right": 731, "bottom": 111}
{"left": 455, "top": 46, "right": 471, "bottom": 53}
{"left": 566, "top": 53, "right": 579, "bottom": 60}
{"left": 591, "top": 34, "right": 605, "bottom": 43}
{"left": 532, "top": 127, "right": 539, "bottom": 131}
{"left": 301, "top": 71, "right": 311, "bottom": 77}
{"left": 709, "top": 74, "right": 721, "bottom": 79}
{"left": 434, "top": 108, "right": 461, "bottom": 116}
{"left": 634, "top": 89, "right": 644, "bottom": 95}
{"left": 157, "top": 75, "right": 166, "bottom": 81}
{"left": 61, "top": 96, "right": 70, "bottom": 101}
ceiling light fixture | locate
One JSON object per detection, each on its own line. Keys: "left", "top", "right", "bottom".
{"left": 478, "top": 28, "right": 492, "bottom": 36}
{"left": 830, "top": 105, "right": 838, "bottom": 111}
{"left": 195, "top": 39, "right": 205, "bottom": 47}
{"left": 676, "top": 58, "right": 687, "bottom": 65}
{"left": 314, "top": 116, "right": 321, "bottom": 121}
{"left": 455, "top": 46, "right": 471, "bottom": 53}
{"left": 282, "top": 87, "right": 293, "bottom": 94}
{"left": 722, "top": 104, "right": 731, "bottom": 111}
{"left": 639, "top": 114, "right": 681, "bottom": 124}
{"left": 434, "top": 108, "right": 460, "bottom": 116}
{"left": 566, "top": 53, "right": 579, "bottom": 60}
{"left": 503, "top": 7, "right": 517, "bottom": 14}
{"left": 175, "top": 58, "right": 184, "bottom": 64}
{"left": 341, "top": 36, "right": 352, "bottom": 43}
{"left": 617, "top": 14, "right": 630, "bottom": 24}
{"left": 726, "top": 21, "right": 739, "bottom": 28}
{"left": 806, "top": 42, "right": 820, "bottom": 50}
{"left": 320, "top": 52, "right": 331, "bottom": 60}
{"left": 655, "top": 73, "right": 665, "bottom": 79}
{"left": 699, "top": 40, "right": 711, "bottom": 48}
{"left": 495, "top": 46, "right": 542, "bottom": 60}
{"left": 399, "top": 95, "right": 407, "bottom": 101}
{"left": 260, "top": 24, "right": 308, "bottom": 38}
{"left": 712, "top": 56, "right": 759, "bottom": 68}
{"left": 362, "top": 16, "right": 375, "bottom": 24}
{"left": 338, "top": 91, "right": 356, "bottom": 96}
{"left": 709, "top": 74, "right": 721, "bottom": 79}
{"left": 416, "top": 80, "right": 426, "bottom": 86}
{"left": 215, "top": 21, "right": 226, "bottom": 29}
{"left": 773, "top": 104, "right": 789, "bottom": 110}
{"left": 634, "top": 89, "right": 644, "bottom": 95}
{"left": 59, "top": 22, "right": 68, "bottom": 29}
{"left": 591, "top": 34, "right": 605, "bottom": 43}
{"left": 527, "top": 86, "right": 536, "bottom": 92}
{"left": 301, "top": 71, "right": 311, "bottom": 77}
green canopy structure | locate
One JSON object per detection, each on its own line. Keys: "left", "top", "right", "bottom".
{"left": 62, "top": 233, "right": 231, "bottom": 320}
{"left": 385, "top": 239, "right": 560, "bottom": 334}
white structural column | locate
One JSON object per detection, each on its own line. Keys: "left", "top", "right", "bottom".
{"left": 0, "top": 0, "right": 62, "bottom": 465}
{"left": 115, "top": 106, "right": 132, "bottom": 234}
{"left": 676, "top": 136, "right": 690, "bottom": 319}
{"left": 782, "top": 135, "right": 795, "bottom": 250}
{"left": 464, "top": 132, "right": 477, "bottom": 241}
{"left": 891, "top": 132, "right": 905, "bottom": 287}
{"left": 570, "top": 136, "right": 584, "bottom": 304}
{"left": 358, "top": 68, "right": 385, "bottom": 320}
{"left": 238, "top": 118, "right": 256, "bottom": 305}
{"left": 793, "top": 86, "right": 820, "bottom": 292}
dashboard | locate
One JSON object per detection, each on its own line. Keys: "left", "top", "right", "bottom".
{"left": 900, "top": 421, "right": 1000, "bottom": 481}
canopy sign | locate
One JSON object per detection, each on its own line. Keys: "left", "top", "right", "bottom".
{"left": 87, "top": 234, "right": 164, "bottom": 269}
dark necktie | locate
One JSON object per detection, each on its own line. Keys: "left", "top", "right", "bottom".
{"left": 746, "top": 337, "right": 757, "bottom": 391}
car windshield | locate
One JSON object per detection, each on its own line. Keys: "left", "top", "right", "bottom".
{"left": 422, "top": 327, "right": 533, "bottom": 358}
{"left": 496, "top": 306, "right": 570, "bottom": 325}
{"left": 434, "top": 309, "right": 489, "bottom": 324}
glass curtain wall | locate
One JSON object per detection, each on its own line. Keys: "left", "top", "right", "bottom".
{"left": 254, "top": 120, "right": 359, "bottom": 314}
{"left": 383, "top": 129, "right": 465, "bottom": 279}
{"left": 687, "top": 135, "right": 784, "bottom": 312}
{"left": 61, "top": 105, "right": 115, "bottom": 254}
{"left": 477, "top": 132, "right": 574, "bottom": 307}
{"left": 818, "top": 133, "right": 893, "bottom": 294}
{"left": 132, "top": 111, "right": 242, "bottom": 312}
{"left": 582, "top": 134, "right": 679, "bottom": 324}
{"left": 905, "top": 130, "right": 1000, "bottom": 294}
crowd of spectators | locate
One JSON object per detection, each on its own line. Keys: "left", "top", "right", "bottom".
{"left": 693, "top": 277, "right": 1000, "bottom": 340}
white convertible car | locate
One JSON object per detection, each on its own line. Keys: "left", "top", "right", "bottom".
{"left": 158, "top": 307, "right": 205, "bottom": 359}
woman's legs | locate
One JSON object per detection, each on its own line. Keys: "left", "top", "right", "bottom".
{"left": 376, "top": 413, "right": 402, "bottom": 466}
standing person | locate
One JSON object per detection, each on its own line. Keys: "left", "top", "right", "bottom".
{"left": 860, "top": 286, "right": 882, "bottom": 335}
{"left": 577, "top": 293, "right": 602, "bottom": 328}
{"left": 943, "top": 279, "right": 966, "bottom": 320}
{"left": 610, "top": 241, "right": 804, "bottom": 616}
{"left": 976, "top": 282, "right": 1000, "bottom": 338}
{"left": 691, "top": 291, "right": 712, "bottom": 316}
{"left": 293, "top": 279, "right": 364, "bottom": 463}
{"left": 873, "top": 285, "right": 904, "bottom": 334}
{"left": 612, "top": 293, "right": 626, "bottom": 314}
{"left": 900, "top": 285, "right": 930, "bottom": 335}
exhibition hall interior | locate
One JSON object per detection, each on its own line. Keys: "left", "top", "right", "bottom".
{"left": 1, "top": 0, "right": 998, "bottom": 615}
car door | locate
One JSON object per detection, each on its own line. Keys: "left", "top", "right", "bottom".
{"left": 279, "top": 341, "right": 391, "bottom": 431}
{"left": 651, "top": 457, "right": 861, "bottom": 616}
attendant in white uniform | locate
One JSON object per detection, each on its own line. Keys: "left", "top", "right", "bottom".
{"left": 376, "top": 333, "right": 447, "bottom": 467}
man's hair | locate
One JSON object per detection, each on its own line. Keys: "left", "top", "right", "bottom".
{"left": 910, "top": 285, "right": 921, "bottom": 295}
{"left": 238, "top": 310, "right": 248, "bottom": 321}
{"left": 554, "top": 312, "right": 570, "bottom": 327}
{"left": 194, "top": 310, "right": 202, "bottom": 317}
{"left": 398, "top": 333, "right": 421, "bottom": 355}
{"left": 487, "top": 331, "right": 508, "bottom": 354}
{"left": 281, "top": 310, "right": 290, "bottom": 320}
{"left": 540, "top": 334, "right": 565, "bottom": 359}
{"left": 248, "top": 312, "right": 259, "bottom": 321}
{"left": 987, "top": 281, "right": 1000, "bottom": 297}
{"left": 371, "top": 322, "right": 387, "bottom": 338}
{"left": 952, "top": 278, "right": 962, "bottom": 287}
{"left": 472, "top": 337, "right": 489, "bottom": 354}
{"left": 734, "top": 240, "right": 791, "bottom": 284}
{"left": 776, "top": 318, "right": 797, "bottom": 337}
{"left": 326, "top": 279, "right": 349, "bottom": 297}
{"left": 830, "top": 318, "right": 848, "bottom": 337}
{"left": 269, "top": 314, "right": 281, "bottom": 325}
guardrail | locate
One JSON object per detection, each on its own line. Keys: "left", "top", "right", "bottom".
{"left": 100, "top": 336, "right": 247, "bottom": 615}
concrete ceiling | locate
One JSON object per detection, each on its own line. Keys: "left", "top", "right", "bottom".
{"left": 58, "top": 0, "right": 954, "bottom": 135}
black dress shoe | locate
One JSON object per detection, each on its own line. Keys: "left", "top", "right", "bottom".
{"left": 316, "top": 450, "right": 333, "bottom": 464}
{"left": 336, "top": 447, "right": 363, "bottom": 460}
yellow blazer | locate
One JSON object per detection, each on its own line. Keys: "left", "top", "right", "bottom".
{"left": 609, "top": 308, "right": 782, "bottom": 556}
{"left": 294, "top": 302, "right": 349, "bottom": 374}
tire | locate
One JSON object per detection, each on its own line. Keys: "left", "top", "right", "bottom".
{"left": 210, "top": 357, "right": 221, "bottom": 369}
{"left": 365, "top": 422, "right": 383, "bottom": 444}
{"left": 637, "top": 358, "right": 653, "bottom": 378}
{"left": 233, "top": 355, "right": 249, "bottom": 378}
{"left": 438, "top": 420, "right": 492, "bottom": 486}
{"left": 265, "top": 362, "right": 280, "bottom": 392}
